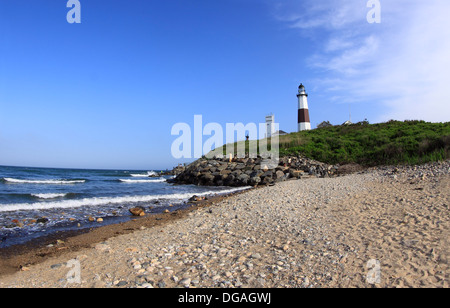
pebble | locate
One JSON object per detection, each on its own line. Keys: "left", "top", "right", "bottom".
{"left": 95, "top": 244, "right": 110, "bottom": 251}
{"left": 179, "top": 278, "right": 191, "bottom": 287}
{"left": 251, "top": 253, "right": 262, "bottom": 259}
{"left": 115, "top": 281, "right": 128, "bottom": 287}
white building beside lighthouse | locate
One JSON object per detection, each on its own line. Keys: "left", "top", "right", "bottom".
{"left": 297, "top": 83, "right": 311, "bottom": 131}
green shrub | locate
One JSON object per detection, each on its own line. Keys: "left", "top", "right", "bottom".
{"left": 214, "top": 120, "right": 450, "bottom": 166}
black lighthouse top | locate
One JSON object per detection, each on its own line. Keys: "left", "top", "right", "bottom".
{"left": 297, "top": 83, "right": 308, "bottom": 97}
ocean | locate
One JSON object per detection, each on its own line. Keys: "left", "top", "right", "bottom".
{"left": 0, "top": 165, "right": 249, "bottom": 248}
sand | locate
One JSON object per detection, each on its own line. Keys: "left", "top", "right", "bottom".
{"left": 0, "top": 162, "right": 448, "bottom": 288}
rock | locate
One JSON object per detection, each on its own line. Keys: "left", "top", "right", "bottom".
{"left": 95, "top": 243, "right": 110, "bottom": 251}
{"left": 275, "top": 170, "right": 286, "bottom": 181}
{"left": 303, "top": 277, "right": 310, "bottom": 288}
{"left": 172, "top": 156, "right": 337, "bottom": 187}
{"left": 263, "top": 170, "right": 273, "bottom": 178}
{"left": 97, "top": 218, "right": 104, "bottom": 223}
{"left": 251, "top": 253, "right": 262, "bottom": 259}
{"left": 141, "top": 283, "right": 154, "bottom": 288}
{"left": 237, "top": 174, "right": 250, "bottom": 184}
{"left": 179, "top": 278, "right": 191, "bottom": 287}
{"left": 116, "top": 281, "right": 128, "bottom": 287}
{"left": 189, "top": 195, "right": 206, "bottom": 202}
{"left": 129, "top": 207, "right": 146, "bottom": 217}
{"left": 237, "top": 256, "right": 246, "bottom": 263}
{"left": 200, "top": 173, "right": 215, "bottom": 185}
{"left": 249, "top": 176, "right": 261, "bottom": 185}
{"left": 37, "top": 217, "right": 49, "bottom": 224}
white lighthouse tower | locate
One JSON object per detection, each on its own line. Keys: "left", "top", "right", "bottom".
{"left": 297, "top": 83, "right": 311, "bottom": 131}
{"left": 265, "top": 114, "right": 275, "bottom": 138}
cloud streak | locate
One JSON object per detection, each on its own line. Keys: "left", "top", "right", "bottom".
{"left": 274, "top": 0, "right": 450, "bottom": 123}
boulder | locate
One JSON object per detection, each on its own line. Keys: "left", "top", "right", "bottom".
{"left": 200, "top": 173, "right": 215, "bottom": 185}
{"left": 129, "top": 207, "right": 146, "bottom": 217}
{"left": 37, "top": 217, "right": 49, "bottom": 224}
{"left": 237, "top": 174, "right": 250, "bottom": 185}
{"left": 275, "top": 170, "right": 286, "bottom": 181}
{"left": 249, "top": 176, "right": 261, "bottom": 185}
{"left": 188, "top": 195, "right": 206, "bottom": 202}
{"left": 171, "top": 155, "right": 337, "bottom": 187}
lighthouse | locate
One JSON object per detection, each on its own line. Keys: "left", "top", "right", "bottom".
{"left": 297, "top": 83, "right": 311, "bottom": 131}
{"left": 265, "top": 114, "right": 275, "bottom": 138}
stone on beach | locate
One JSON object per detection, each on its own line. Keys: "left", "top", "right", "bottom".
{"left": 129, "top": 207, "right": 146, "bottom": 217}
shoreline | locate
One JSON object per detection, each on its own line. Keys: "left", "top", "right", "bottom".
{"left": 0, "top": 161, "right": 448, "bottom": 288}
{"left": 0, "top": 189, "right": 251, "bottom": 277}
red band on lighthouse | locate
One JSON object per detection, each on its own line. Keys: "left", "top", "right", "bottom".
{"left": 298, "top": 108, "right": 310, "bottom": 123}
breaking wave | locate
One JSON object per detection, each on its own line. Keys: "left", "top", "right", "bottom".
{"left": 130, "top": 171, "right": 158, "bottom": 177}
{"left": 119, "top": 178, "right": 167, "bottom": 183}
{"left": 0, "top": 186, "right": 251, "bottom": 212}
{"left": 2, "top": 178, "right": 86, "bottom": 184}
{"left": 31, "top": 193, "right": 71, "bottom": 199}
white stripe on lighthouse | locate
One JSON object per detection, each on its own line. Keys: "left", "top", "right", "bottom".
{"left": 298, "top": 122, "right": 311, "bottom": 131}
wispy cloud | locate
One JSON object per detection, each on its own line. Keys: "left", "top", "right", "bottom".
{"left": 274, "top": 0, "right": 450, "bottom": 122}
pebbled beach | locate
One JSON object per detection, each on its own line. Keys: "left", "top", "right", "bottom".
{"left": 0, "top": 162, "right": 448, "bottom": 288}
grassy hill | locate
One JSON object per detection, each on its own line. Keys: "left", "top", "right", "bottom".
{"left": 215, "top": 120, "right": 450, "bottom": 166}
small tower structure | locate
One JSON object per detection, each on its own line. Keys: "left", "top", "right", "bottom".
{"left": 265, "top": 114, "right": 275, "bottom": 138}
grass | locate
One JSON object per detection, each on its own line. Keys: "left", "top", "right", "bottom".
{"left": 214, "top": 120, "right": 450, "bottom": 166}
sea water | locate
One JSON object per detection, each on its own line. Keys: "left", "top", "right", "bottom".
{"left": 0, "top": 165, "right": 249, "bottom": 247}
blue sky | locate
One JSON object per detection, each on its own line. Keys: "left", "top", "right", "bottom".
{"left": 1, "top": 0, "right": 449, "bottom": 170}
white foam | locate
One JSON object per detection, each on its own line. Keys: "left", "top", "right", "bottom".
{"left": 32, "top": 193, "right": 68, "bottom": 199}
{"left": 0, "top": 186, "right": 251, "bottom": 212}
{"left": 3, "top": 178, "right": 85, "bottom": 184}
{"left": 130, "top": 171, "right": 159, "bottom": 177}
{"left": 119, "top": 178, "right": 167, "bottom": 183}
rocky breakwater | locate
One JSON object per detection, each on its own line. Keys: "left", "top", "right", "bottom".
{"left": 171, "top": 156, "right": 339, "bottom": 187}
